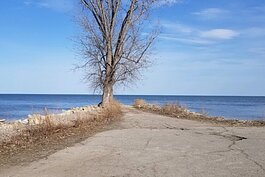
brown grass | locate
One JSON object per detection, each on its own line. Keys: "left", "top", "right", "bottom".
{"left": 134, "top": 99, "right": 147, "bottom": 108}
{"left": 102, "top": 99, "right": 123, "bottom": 118}
{"left": 160, "top": 104, "right": 188, "bottom": 116}
{"left": 0, "top": 101, "right": 123, "bottom": 168}
{"left": 133, "top": 99, "right": 265, "bottom": 127}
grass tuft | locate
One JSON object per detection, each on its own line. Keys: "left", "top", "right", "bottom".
{"left": 102, "top": 99, "right": 122, "bottom": 118}
{"left": 133, "top": 99, "right": 147, "bottom": 108}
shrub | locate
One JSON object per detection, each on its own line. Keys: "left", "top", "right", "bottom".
{"left": 161, "top": 104, "right": 186, "bottom": 115}
{"left": 133, "top": 99, "right": 147, "bottom": 108}
{"left": 103, "top": 99, "right": 122, "bottom": 116}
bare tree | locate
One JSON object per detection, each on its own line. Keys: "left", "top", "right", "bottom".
{"left": 76, "top": 0, "right": 160, "bottom": 106}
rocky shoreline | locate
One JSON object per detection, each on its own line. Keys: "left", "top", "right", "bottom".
{"left": 133, "top": 100, "right": 265, "bottom": 127}
{"left": 1, "top": 106, "right": 265, "bottom": 176}
{"left": 0, "top": 105, "right": 103, "bottom": 144}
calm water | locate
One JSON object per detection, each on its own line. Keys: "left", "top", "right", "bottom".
{"left": 0, "top": 94, "right": 265, "bottom": 121}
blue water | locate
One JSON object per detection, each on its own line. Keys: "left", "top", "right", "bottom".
{"left": 0, "top": 94, "right": 265, "bottom": 121}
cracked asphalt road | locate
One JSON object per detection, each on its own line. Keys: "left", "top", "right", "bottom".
{"left": 1, "top": 107, "right": 265, "bottom": 177}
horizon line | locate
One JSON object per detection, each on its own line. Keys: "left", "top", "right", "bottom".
{"left": 0, "top": 93, "right": 264, "bottom": 97}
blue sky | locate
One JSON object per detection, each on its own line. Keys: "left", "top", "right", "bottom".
{"left": 0, "top": 0, "right": 264, "bottom": 95}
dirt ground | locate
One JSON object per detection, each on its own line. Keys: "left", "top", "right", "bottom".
{"left": 1, "top": 107, "right": 265, "bottom": 177}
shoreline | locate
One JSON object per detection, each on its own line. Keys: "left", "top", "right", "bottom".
{"left": 1, "top": 102, "right": 265, "bottom": 127}
{"left": 1, "top": 106, "right": 265, "bottom": 176}
{"left": 0, "top": 101, "right": 264, "bottom": 167}
{"left": 0, "top": 103, "right": 122, "bottom": 168}
{"left": 0, "top": 105, "right": 104, "bottom": 143}
{"left": 1, "top": 95, "right": 265, "bottom": 122}
{"left": 133, "top": 100, "right": 265, "bottom": 127}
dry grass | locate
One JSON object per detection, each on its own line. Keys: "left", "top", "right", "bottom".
{"left": 160, "top": 104, "right": 188, "bottom": 116}
{"left": 133, "top": 99, "right": 265, "bottom": 127}
{"left": 0, "top": 101, "right": 122, "bottom": 168}
{"left": 134, "top": 99, "right": 147, "bottom": 108}
{"left": 102, "top": 99, "right": 123, "bottom": 118}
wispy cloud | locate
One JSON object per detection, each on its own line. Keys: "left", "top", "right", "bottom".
{"left": 24, "top": 0, "right": 74, "bottom": 12}
{"left": 160, "top": 21, "right": 239, "bottom": 45}
{"left": 193, "top": 8, "right": 227, "bottom": 20}
{"left": 159, "top": 21, "right": 208, "bottom": 45}
{"left": 200, "top": 29, "right": 239, "bottom": 40}
{"left": 23, "top": 1, "right": 33, "bottom": 6}
{"left": 159, "top": 34, "right": 213, "bottom": 45}
{"left": 156, "top": 0, "right": 183, "bottom": 7}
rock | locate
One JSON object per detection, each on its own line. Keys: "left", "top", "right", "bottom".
{"left": 14, "top": 119, "right": 22, "bottom": 123}
{"left": 21, "top": 119, "right": 28, "bottom": 124}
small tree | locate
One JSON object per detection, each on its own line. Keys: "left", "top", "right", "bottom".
{"left": 77, "top": 0, "right": 160, "bottom": 106}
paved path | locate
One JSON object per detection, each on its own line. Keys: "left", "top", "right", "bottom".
{"left": 1, "top": 108, "right": 265, "bottom": 177}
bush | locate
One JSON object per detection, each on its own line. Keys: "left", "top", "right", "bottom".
{"left": 161, "top": 104, "right": 186, "bottom": 115}
{"left": 101, "top": 99, "right": 122, "bottom": 118}
{"left": 133, "top": 99, "right": 147, "bottom": 108}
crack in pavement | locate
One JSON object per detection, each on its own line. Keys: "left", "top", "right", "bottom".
{"left": 209, "top": 127, "right": 265, "bottom": 173}
{"left": 163, "top": 123, "right": 189, "bottom": 131}
{"left": 122, "top": 120, "right": 265, "bottom": 173}
{"left": 236, "top": 147, "right": 265, "bottom": 173}
{"left": 144, "top": 138, "right": 152, "bottom": 149}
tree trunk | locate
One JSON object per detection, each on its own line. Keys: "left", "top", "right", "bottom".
{"left": 102, "top": 82, "right": 113, "bottom": 106}
{"left": 102, "top": 45, "right": 114, "bottom": 106}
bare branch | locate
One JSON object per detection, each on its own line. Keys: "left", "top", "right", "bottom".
{"left": 76, "top": 0, "right": 160, "bottom": 105}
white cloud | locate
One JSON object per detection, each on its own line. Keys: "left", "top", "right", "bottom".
{"left": 193, "top": 8, "right": 226, "bottom": 19}
{"left": 160, "top": 21, "right": 239, "bottom": 44}
{"left": 201, "top": 29, "right": 239, "bottom": 40}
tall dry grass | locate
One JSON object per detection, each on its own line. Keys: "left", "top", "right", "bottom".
{"left": 102, "top": 99, "right": 122, "bottom": 118}
{"left": 134, "top": 99, "right": 187, "bottom": 116}
{"left": 72, "top": 100, "right": 122, "bottom": 128}
{"left": 0, "top": 101, "right": 123, "bottom": 164}
{"left": 133, "top": 99, "right": 147, "bottom": 108}
{"left": 133, "top": 99, "right": 265, "bottom": 127}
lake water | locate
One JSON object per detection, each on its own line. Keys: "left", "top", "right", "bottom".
{"left": 0, "top": 94, "right": 264, "bottom": 121}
